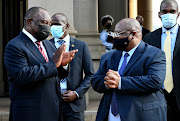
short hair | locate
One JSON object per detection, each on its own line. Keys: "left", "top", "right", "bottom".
{"left": 160, "top": 0, "right": 178, "bottom": 11}
{"left": 51, "top": 13, "right": 68, "bottom": 23}
{"left": 101, "top": 15, "right": 114, "bottom": 26}
{"left": 24, "top": 7, "right": 47, "bottom": 26}
{"left": 136, "top": 15, "right": 144, "bottom": 22}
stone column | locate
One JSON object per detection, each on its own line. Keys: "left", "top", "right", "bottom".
{"left": 73, "top": 0, "right": 105, "bottom": 103}
{"left": 138, "top": 0, "right": 153, "bottom": 31}
{"left": 73, "top": 0, "right": 105, "bottom": 71}
{"left": 28, "top": 0, "right": 77, "bottom": 37}
{"left": 129, "top": 0, "right": 137, "bottom": 18}
{"left": 0, "top": 0, "right": 4, "bottom": 95}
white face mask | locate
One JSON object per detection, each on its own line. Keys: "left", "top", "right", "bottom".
{"left": 51, "top": 25, "right": 64, "bottom": 38}
{"left": 161, "top": 13, "right": 178, "bottom": 28}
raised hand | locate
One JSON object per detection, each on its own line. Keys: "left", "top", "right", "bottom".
{"left": 52, "top": 44, "right": 66, "bottom": 68}
{"left": 61, "top": 49, "right": 78, "bottom": 66}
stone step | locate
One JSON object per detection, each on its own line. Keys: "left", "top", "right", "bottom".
{"left": 0, "top": 99, "right": 101, "bottom": 121}
{"left": 85, "top": 41, "right": 103, "bottom": 46}
{"left": 88, "top": 46, "right": 106, "bottom": 52}
{"left": 90, "top": 52, "right": 106, "bottom": 60}
{"left": 0, "top": 110, "right": 98, "bottom": 121}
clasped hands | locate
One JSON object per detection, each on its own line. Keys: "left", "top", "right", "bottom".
{"left": 104, "top": 69, "right": 121, "bottom": 88}
{"left": 52, "top": 44, "right": 78, "bottom": 68}
{"left": 62, "top": 90, "right": 77, "bottom": 102}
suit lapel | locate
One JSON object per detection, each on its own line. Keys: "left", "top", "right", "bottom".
{"left": 21, "top": 32, "right": 46, "bottom": 63}
{"left": 66, "top": 37, "right": 76, "bottom": 89}
{"left": 43, "top": 40, "right": 54, "bottom": 60}
{"left": 49, "top": 38, "right": 57, "bottom": 48}
{"left": 111, "top": 51, "right": 122, "bottom": 71}
{"left": 69, "top": 37, "right": 76, "bottom": 51}
{"left": 122, "top": 41, "right": 145, "bottom": 75}
{"left": 155, "top": 28, "right": 162, "bottom": 49}
{"left": 173, "top": 27, "right": 180, "bottom": 59}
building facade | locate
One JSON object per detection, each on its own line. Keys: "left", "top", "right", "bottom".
{"left": 0, "top": 0, "right": 153, "bottom": 97}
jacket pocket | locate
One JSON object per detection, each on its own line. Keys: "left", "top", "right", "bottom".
{"left": 143, "top": 101, "right": 159, "bottom": 110}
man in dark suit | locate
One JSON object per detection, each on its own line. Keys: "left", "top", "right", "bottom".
{"left": 49, "top": 13, "right": 94, "bottom": 121}
{"left": 91, "top": 18, "right": 167, "bottom": 121}
{"left": 136, "top": 15, "right": 150, "bottom": 39}
{"left": 143, "top": 0, "right": 180, "bottom": 121}
{"left": 4, "top": 7, "right": 77, "bottom": 121}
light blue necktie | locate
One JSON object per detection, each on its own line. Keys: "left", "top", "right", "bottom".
{"left": 58, "top": 39, "right": 67, "bottom": 83}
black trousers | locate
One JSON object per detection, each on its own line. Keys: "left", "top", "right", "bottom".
{"left": 62, "top": 101, "right": 84, "bottom": 121}
{"left": 163, "top": 89, "right": 180, "bottom": 121}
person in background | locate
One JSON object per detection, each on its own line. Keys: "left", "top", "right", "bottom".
{"left": 143, "top": 0, "right": 180, "bottom": 121}
{"left": 4, "top": 7, "right": 77, "bottom": 121}
{"left": 136, "top": 15, "right": 150, "bottom": 39}
{"left": 50, "top": 13, "right": 94, "bottom": 121}
{"left": 91, "top": 18, "right": 167, "bottom": 121}
{"left": 99, "top": 15, "right": 114, "bottom": 52}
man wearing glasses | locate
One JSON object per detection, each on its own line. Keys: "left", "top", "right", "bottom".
{"left": 91, "top": 18, "right": 167, "bottom": 121}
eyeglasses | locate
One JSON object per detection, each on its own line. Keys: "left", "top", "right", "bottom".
{"left": 113, "top": 30, "right": 130, "bottom": 37}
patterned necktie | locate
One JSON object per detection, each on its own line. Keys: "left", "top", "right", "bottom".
{"left": 164, "top": 31, "right": 174, "bottom": 93}
{"left": 36, "top": 42, "right": 49, "bottom": 62}
{"left": 57, "top": 39, "right": 67, "bottom": 83}
{"left": 111, "top": 53, "right": 129, "bottom": 116}
{"left": 58, "top": 39, "right": 65, "bottom": 47}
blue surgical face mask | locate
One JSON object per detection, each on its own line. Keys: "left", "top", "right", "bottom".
{"left": 161, "top": 13, "right": 178, "bottom": 28}
{"left": 51, "top": 25, "right": 64, "bottom": 38}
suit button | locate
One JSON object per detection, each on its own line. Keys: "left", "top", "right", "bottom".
{"left": 56, "top": 99, "right": 59, "bottom": 103}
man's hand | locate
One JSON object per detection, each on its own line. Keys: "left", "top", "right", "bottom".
{"left": 62, "top": 90, "right": 77, "bottom": 102}
{"left": 52, "top": 44, "right": 66, "bottom": 68}
{"left": 61, "top": 49, "right": 78, "bottom": 66}
{"left": 104, "top": 69, "right": 121, "bottom": 88}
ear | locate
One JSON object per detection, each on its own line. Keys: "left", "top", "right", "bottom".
{"left": 27, "top": 18, "right": 32, "bottom": 25}
{"left": 177, "top": 12, "right": 180, "bottom": 18}
{"left": 66, "top": 23, "right": 70, "bottom": 29}
{"left": 131, "top": 31, "right": 136, "bottom": 36}
{"left": 158, "top": 12, "right": 161, "bottom": 19}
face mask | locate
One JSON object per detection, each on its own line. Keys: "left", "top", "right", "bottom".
{"left": 113, "top": 33, "right": 132, "bottom": 51}
{"left": 51, "top": 25, "right": 64, "bottom": 38}
{"left": 34, "top": 25, "right": 50, "bottom": 41}
{"left": 105, "top": 23, "right": 112, "bottom": 30}
{"left": 161, "top": 13, "right": 178, "bottom": 28}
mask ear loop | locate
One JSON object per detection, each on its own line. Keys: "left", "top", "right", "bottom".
{"left": 128, "top": 32, "right": 133, "bottom": 42}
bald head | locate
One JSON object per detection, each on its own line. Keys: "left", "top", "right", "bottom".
{"left": 115, "top": 18, "right": 141, "bottom": 32}
{"left": 114, "top": 18, "right": 142, "bottom": 52}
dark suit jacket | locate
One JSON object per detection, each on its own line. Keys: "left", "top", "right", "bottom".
{"left": 49, "top": 37, "right": 94, "bottom": 112}
{"left": 142, "top": 27, "right": 150, "bottom": 39}
{"left": 143, "top": 27, "right": 180, "bottom": 110}
{"left": 91, "top": 41, "right": 167, "bottom": 121}
{"left": 4, "top": 32, "right": 68, "bottom": 121}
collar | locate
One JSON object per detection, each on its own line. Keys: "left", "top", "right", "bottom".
{"left": 162, "top": 24, "right": 179, "bottom": 34}
{"left": 22, "top": 28, "right": 38, "bottom": 43}
{"left": 122, "top": 40, "right": 141, "bottom": 57}
{"left": 54, "top": 34, "right": 70, "bottom": 44}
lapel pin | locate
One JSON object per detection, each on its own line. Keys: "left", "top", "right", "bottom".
{"left": 71, "top": 44, "right": 75, "bottom": 47}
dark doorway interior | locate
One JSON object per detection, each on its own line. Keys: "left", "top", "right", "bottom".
{"left": 98, "top": 0, "right": 128, "bottom": 33}
{"left": 2, "top": 0, "right": 26, "bottom": 95}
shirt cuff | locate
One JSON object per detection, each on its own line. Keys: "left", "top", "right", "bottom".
{"left": 62, "top": 64, "right": 68, "bottom": 70}
{"left": 118, "top": 77, "right": 121, "bottom": 89}
{"left": 74, "top": 91, "right": 79, "bottom": 98}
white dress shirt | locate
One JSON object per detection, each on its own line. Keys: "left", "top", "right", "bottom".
{"left": 54, "top": 35, "right": 79, "bottom": 97}
{"left": 22, "top": 28, "right": 49, "bottom": 61}
{"left": 108, "top": 41, "right": 141, "bottom": 121}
